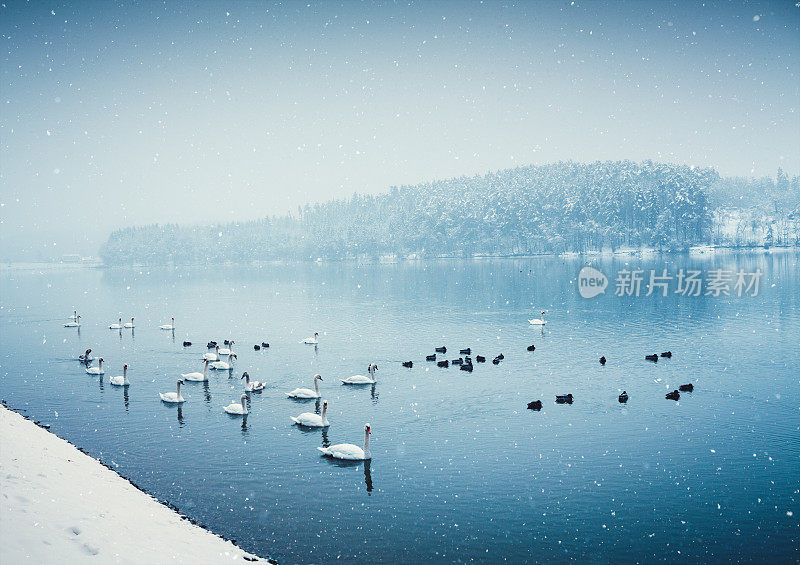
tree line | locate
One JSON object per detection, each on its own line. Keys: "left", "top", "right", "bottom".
{"left": 99, "top": 161, "right": 800, "bottom": 265}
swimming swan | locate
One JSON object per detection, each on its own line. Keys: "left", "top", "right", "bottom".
{"left": 224, "top": 393, "right": 248, "bottom": 415}
{"left": 202, "top": 346, "right": 220, "bottom": 362}
{"left": 301, "top": 332, "right": 319, "bottom": 344}
{"left": 64, "top": 315, "right": 81, "bottom": 327}
{"left": 317, "top": 423, "right": 371, "bottom": 460}
{"left": 291, "top": 400, "right": 329, "bottom": 427}
{"left": 159, "top": 317, "right": 175, "bottom": 330}
{"left": 160, "top": 380, "right": 185, "bottom": 403}
{"left": 218, "top": 340, "right": 234, "bottom": 355}
{"left": 342, "top": 363, "right": 377, "bottom": 385}
{"left": 286, "top": 374, "right": 323, "bottom": 398}
{"left": 123, "top": 317, "right": 135, "bottom": 329}
{"left": 85, "top": 357, "right": 105, "bottom": 375}
{"left": 529, "top": 310, "right": 547, "bottom": 325}
{"left": 109, "top": 318, "right": 122, "bottom": 329}
{"left": 110, "top": 364, "right": 130, "bottom": 386}
{"left": 210, "top": 354, "right": 236, "bottom": 370}
{"left": 182, "top": 359, "right": 210, "bottom": 382}
{"left": 242, "top": 371, "right": 265, "bottom": 391}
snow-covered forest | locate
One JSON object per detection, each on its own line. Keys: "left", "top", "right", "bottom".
{"left": 99, "top": 161, "right": 800, "bottom": 265}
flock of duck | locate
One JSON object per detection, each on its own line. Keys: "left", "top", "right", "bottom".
{"left": 65, "top": 308, "right": 695, "bottom": 461}
{"left": 65, "top": 313, "right": 372, "bottom": 461}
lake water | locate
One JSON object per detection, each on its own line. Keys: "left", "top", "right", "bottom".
{"left": 1, "top": 252, "right": 798, "bottom": 563}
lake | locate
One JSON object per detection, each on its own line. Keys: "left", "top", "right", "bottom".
{"left": 1, "top": 252, "right": 798, "bottom": 563}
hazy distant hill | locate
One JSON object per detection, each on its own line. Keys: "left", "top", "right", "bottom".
{"left": 99, "top": 160, "right": 800, "bottom": 265}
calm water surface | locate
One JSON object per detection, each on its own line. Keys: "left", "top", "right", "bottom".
{"left": 1, "top": 253, "right": 798, "bottom": 563}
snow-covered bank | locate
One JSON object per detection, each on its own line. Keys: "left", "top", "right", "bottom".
{"left": 0, "top": 405, "right": 273, "bottom": 564}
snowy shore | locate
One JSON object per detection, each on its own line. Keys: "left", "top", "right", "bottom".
{"left": 0, "top": 405, "right": 273, "bottom": 564}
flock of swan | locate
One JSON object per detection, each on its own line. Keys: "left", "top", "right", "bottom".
{"left": 66, "top": 313, "right": 373, "bottom": 461}
{"left": 66, "top": 307, "right": 692, "bottom": 462}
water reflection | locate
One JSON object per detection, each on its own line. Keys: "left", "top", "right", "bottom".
{"left": 364, "top": 460, "right": 373, "bottom": 494}
{"left": 370, "top": 383, "right": 378, "bottom": 403}
{"left": 177, "top": 405, "right": 184, "bottom": 427}
{"left": 123, "top": 387, "right": 129, "bottom": 410}
{"left": 97, "top": 374, "right": 104, "bottom": 392}
{"left": 321, "top": 427, "right": 330, "bottom": 448}
{"left": 241, "top": 414, "right": 249, "bottom": 435}
{"left": 202, "top": 380, "right": 211, "bottom": 403}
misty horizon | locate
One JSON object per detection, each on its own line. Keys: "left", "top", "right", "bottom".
{"left": 1, "top": 0, "right": 798, "bottom": 261}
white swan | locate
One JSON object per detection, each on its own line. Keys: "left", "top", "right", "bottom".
{"left": 218, "top": 340, "right": 234, "bottom": 356}
{"left": 286, "top": 374, "right": 322, "bottom": 398}
{"left": 301, "top": 332, "right": 319, "bottom": 344}
{"left": 242, "top": 371, "right": 265, "bottom": 392}
{"left": 109, "top": 317, "right": 122, "bottom": 329}
{"left": 64, "top": 315, "right": 81, "bottom": 327}
{"left": 85, "top": 358, "right": 105, "bottom": 375}
{"left": 159, "top": 380, "right": 185, "bottom": 403}
{"left": 342, "top": 363, "right": 377, "bottom": 385}
{"left": 159, "top": 317, "right": 175, "bottom": 330}
{"left": 223, "top": 393, "right": 248, "bottom": 415}
{"left": 78, "top": 349, "right": 93, "bottom": 362}
{"left": 202, "top": 346, "right": 220, "bottom": 362}
{"left": 123, "top": 317, "right": 135, "bottom": 328}
{"left": 317, "top": 423, "right": 371, "bottom": 460}
{"left": 210, "top": 353, "right": 236, "bottom": 370}
{"left": 291, "top": 400, "right": 329, "bottom": 427}
{"left": 529, "top": 310, "right": 547, "bottom": 325}
{"left": 109, "top": 364, "right": 130, "bottom": 386}
{"left": 182, "top": 359, "right": 210, "bottom": 382}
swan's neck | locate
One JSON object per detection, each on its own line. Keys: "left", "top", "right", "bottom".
{"left": 321, "top": 403, "right": 327, "bottom": 421}
{"left": 99, "top": 360, "right": 103, "bottom": 369}
{"left": 314, "top": 379, "right": 319, "bottom": 394}
{"left": 177, "top": 381, "right": 182, "bottom": 396}
{"left": 244, "top": 373, "right": 250, "bottom": 384}
{"left": 241, "top": 398, "right": 247, "bottom": 413}
{"left": 203, "top": 362, "right": 208, "bottom": 376}
{"left": 364, "top": 431, "right": 370, "bottom": 455}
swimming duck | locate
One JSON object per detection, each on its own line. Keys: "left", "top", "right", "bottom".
{"left": 527, "top": 400, "right": 543, "bottom": 410}
{"left": 402, "top": 361, "right": 413, "bottom": 368}
{"left": 437, "top": 360, "right": 449, "bottom": 368}
{"left": 527, "top": 345, "right": 536, "bottom": 352}
{"left": 426, "top": 354, "right": 437, "bottom": 361}
{"left": 556, "top": 394, "right": 574, "bottom": 404}
{"left": 618, "top": 391, "right": 628, "bottom": 403}
{"left": 661, "top": 351, "right": 672, "bottom": 358}
{"left": 459, "top": 348, "right": 471, "bottom": 355}
{"left": 475, "top": 355, "right": 486, "bottom": 363}
{"left": 645, "top": 354, "right": 659, "bottom": 362}
{"left": 600, "top": 356, "right": 607, "bottom": 365}
{"left": 666, "top": 390, "right": 680, "bottom": 400}
{"left": 435, "top": 346, "right": 446, "bottom": 353}
{"left": 679, "top": 383, "right": 693, "bottom": 392}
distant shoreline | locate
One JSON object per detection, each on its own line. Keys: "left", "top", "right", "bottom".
{"left": 0, "top": 402, "right": 275, "bottom": 564}
{"left": 2, "top": 244, "right": 798, "bottom": 270}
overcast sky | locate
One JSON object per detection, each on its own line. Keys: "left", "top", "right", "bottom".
{"left": 1, "top": 1, "right": 798, "bottom": 260}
